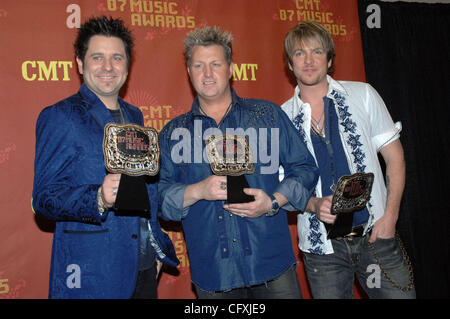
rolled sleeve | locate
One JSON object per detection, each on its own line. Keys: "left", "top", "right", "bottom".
{"left": 364, "top": 83, "right": 402, "bottom": 151}
{"left": 372, "top": 121, "right": 402, "bottom": 152}
{"left": 160, "top": 183, "right": 189, "bottom": 221}
{"left": 275, "top": 177, "right": 314, "bottom": 212}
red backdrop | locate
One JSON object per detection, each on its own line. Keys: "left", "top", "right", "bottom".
{"left": 0, "top": 0, "right": 365, "bottom": 299}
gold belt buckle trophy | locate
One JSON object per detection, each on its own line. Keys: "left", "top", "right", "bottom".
{"left": 205, "top": 134, "right": 255, "bottom": 203}
{"left": 327, "top": 172, "right": 374, "bottom": 238}
{"left": 103, "top": 123, "right": 160, "bottom": 214}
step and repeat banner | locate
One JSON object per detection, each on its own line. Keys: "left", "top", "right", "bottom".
{"left": 0, "top": 0, "right": 365, "bottom": 298}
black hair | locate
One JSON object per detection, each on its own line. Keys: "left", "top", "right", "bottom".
{"left": 74, "top": 16, "right": 134, "bottom": 65}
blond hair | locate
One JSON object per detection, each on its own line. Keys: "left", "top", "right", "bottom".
{"left": 284, "top": 21, "right": 335, "bottom": 73}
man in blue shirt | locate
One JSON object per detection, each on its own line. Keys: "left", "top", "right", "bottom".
{"left": 32, "top": 16, "right": 178, "bottom": 298}
{"left": 158, "top": 26, "right": 318, "bottom": 298}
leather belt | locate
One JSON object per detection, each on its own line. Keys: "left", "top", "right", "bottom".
{"left": 335, "top": 224, "right": 366, "bottom": 240}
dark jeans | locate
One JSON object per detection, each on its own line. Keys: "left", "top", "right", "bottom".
{"left": 194, "top": 264, "right": 302, "bottom": 299}
{"left": 303, "top": 234, "right": 416, "bottom": 299}
{"left": 131, "top": 263, "right": 157, "bottom": 299}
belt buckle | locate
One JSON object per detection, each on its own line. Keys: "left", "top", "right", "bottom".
{"left": 338, "top": 224, "right": 366, "bottom": 241}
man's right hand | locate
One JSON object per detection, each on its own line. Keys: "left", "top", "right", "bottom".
{"left": 306, "top": 195, "right": 337, "bottom": 224}
{"left": 101, "top": 173, "right": 121, "bottom": 208}
{"left": 183, "top": 175, "right": 227, "bottom": 207}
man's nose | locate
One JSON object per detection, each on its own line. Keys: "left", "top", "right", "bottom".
{"left": 203, "top": 65, "right": 212, "bottom": 77}
{"left": 103, "top": 58, "right": 113, "bottom": 71}
{"left": 304, "top": 52, "right": 313, "bottom": 65}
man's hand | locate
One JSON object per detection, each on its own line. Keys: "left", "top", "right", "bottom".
{"left": 183, "top": 175, "right": 227, "bottom": 207}
{"left": 223, "top": 188, "right": 271, "bottom": 218}
{"left": 101, "top": 173, "right": 121, "bottom": 208}
{"left": 368, "top": 214, "right": 397, "bottom": 243}
{"left": 306, "top": 195, "right": 337, "bottom": 224}
{"left": 197, "top": 175, "right": 228, "bottom": 201}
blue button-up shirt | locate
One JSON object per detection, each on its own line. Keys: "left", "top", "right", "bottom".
{"left": 158, "top": 89, "right": 318, "bottom": 292}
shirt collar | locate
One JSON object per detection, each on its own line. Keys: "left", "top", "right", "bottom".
{"left": 325, "top": 75, "right": 348, "bottom": 98}
{"left": 191, "top": 87, "right": 240, "bottom": 117}
{"left": 295, "top": 75, "right": 348, "bottom": 108}
{"left": 79, "top": 83, "right": 125, "bottom": 110}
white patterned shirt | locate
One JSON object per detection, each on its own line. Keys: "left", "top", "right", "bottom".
{"left": 280, "top": 75, "right": 401, "bottom": 255}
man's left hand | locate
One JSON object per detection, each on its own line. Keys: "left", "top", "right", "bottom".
{"left": 368, "top": 214, "right": 397, "bottom": 243}
{"left": 223, "top": 188, "right": 271, "bottom": 218}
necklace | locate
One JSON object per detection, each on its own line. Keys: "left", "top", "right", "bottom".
{"left": 311, "top": 111, "right": 325, "bottom": 137}
{"left": 199, "top": 101, "right": 233, "bottom": 128}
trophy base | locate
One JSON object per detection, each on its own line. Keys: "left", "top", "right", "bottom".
{"left": 226, "top": 175, "right": 255, "bottom": 204}
{"left": 326, "top": 212, "right": 354, "bottom": 239}
{"left": 114, "top": 174, "right": 150, "bottom": 216}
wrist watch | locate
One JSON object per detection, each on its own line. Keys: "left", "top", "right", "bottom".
{"left": 265, "top": 194, "right": 280, "bottom": 217}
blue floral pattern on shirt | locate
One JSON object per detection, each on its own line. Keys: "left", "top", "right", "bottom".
{"left": 331, "top": 90, "right": 367, "bottom": 173}
{"left": 307, "top": 213, "right": 324, "bottom": 254}
{"left": 293, "top": 111, "right": 306, "bottom": 143}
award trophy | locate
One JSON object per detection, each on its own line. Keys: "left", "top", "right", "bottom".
{"left": 103, "top": 123, "right": 160, "bottom": 215}
{"left": 205, "top": 134, "right": 255, "bottom": 203}
{"left": 326, "top": 172, "right": 374, "bottom": 238}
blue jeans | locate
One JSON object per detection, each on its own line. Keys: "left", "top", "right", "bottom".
{"left": 303, "top": 234, "right": 416, "bottom": 299}
{"left": 131, "top": 262, "right": 157, "bottom": 299}
{"left": 194, "top": 264, "right": 302, "bottom": 299}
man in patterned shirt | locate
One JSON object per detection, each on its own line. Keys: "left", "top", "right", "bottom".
{"left": 280, "top": 21, "right": 415, "bottom": 298}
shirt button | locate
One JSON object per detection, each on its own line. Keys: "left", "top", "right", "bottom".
{"left": 131, "top": 234, "right": 138, "bottom": 239}
{"left": 232, "top": 238, "right": 237, "bottom": 242}
{"left": 223, "top": 248, "right": 227, "bottom": 252}
{"left": 218, "top": 216, "right": 223, "bottom": 220}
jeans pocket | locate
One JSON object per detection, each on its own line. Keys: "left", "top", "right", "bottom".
{"left": 365, "top": 234, "right": 415, "bottom": 293}
{"left": 369, "top": 236, "right": 398, "bottom": 260}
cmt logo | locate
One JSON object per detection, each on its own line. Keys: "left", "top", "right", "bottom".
{"left": 22, "top": 61, "right": 73, "bottom": 81}
{"left": 233, "top": 63, "right": 258, "bottom": 81}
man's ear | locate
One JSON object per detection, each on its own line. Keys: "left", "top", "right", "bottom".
{"left": 76, "top": 57, "right": 84, "bottom": 74}
{"left": 288, "top": 61, "right": 293, "bottom": 72}
{"left": 228, "top": 62, "right": 234, "bottom": 79}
